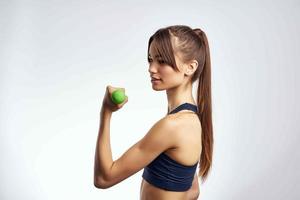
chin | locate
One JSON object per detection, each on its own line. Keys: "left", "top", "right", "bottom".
{"left": 151, "top": 83, "right": 167, "bottom": 91}
{"left": 151, "top": 86, "right": 165, "bottom": 91}
{"left": 151, "top": 82, "right": 177, "bottom": 91}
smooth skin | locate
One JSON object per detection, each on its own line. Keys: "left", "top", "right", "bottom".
{"left": 139, "top": 111, "right": 202, "bottom": 200}
{"left": 94, "top": 37, "right": 202, "bottom": 199}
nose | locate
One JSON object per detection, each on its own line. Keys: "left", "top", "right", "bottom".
{"left": 148, "top": 63, "right": 158, "bottom": 74}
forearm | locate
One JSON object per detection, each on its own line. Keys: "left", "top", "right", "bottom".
{"left": 94, "top": 107, "right": 114, "bottom": 182}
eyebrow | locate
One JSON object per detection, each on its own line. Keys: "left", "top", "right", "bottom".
{"left": 148, "top": 53, "right": 162, "bottom": 58}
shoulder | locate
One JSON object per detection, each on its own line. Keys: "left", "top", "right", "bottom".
{"left": 134, "top": 115, "right": 182, "bottom": 154}
{"left": 141, "top": 115, "right": 179, "bottom": 146}
{"left": 166, "top": 112, "right": 202, "bottom": 139}
{"left": 154, "top": 115, "right": 179, "bottom": 131}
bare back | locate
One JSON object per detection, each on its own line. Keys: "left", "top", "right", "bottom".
{"left": 140, "top": 111, "right": 202, "bottom": 200}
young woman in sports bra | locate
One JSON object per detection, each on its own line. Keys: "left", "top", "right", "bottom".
{"left": 94, "top": 25, "right": 214, "bottom": 200}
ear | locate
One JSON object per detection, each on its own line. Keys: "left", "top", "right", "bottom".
{"left": 184, "top": 60, "right": 198, "bottom": 76}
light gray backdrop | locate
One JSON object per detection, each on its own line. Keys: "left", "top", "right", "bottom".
{"left": 1, "top": 0, "right": 299, "bottom": 199}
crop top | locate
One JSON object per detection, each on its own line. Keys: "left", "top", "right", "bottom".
{"left": 142, "top": 102, "right": 199, "bottom": 191}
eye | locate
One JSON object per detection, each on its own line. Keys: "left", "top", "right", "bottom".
{"left": 158, "top": 60, "right": 165, "bottom": 64}
{"left": 148, "top": 58, "right": 153, "bottom": 63}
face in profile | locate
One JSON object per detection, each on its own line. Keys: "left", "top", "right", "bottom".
{"left": 148, "top": 40, "right": 186, "bottom": 91}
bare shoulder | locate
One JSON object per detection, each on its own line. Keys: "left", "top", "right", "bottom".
{"left": 167, "top": 112, "right": 202, "bottom": 132}
{"left": 139, "top": 115, "right": 180, "bottom": 149}
{"left": 165, "top": 112, "right": 202, "bottom": 159}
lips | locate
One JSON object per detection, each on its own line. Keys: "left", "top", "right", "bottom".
{"left": 151, "top": 77, "right": 161, "bottom": 81}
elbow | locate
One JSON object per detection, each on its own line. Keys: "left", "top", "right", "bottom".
{"left": 94, "top": 176, "right": 112, "bottom": 189}
{"left": 94, "top": 182, "right": 110, "bottom": 189}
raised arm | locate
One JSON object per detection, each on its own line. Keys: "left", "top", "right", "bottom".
{"left": 93, "top": 111, "right": 178, "bottom": 189}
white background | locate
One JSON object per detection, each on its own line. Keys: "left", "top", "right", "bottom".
{"left": 1, "top": 0, "right": 299, "bottom": 199}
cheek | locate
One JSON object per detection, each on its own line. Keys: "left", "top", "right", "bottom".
{"left": 160, "top": 68, "right": 183, "bottom": 83}
{"left": 159, "top": 66, "right": 176, "bottom": 77}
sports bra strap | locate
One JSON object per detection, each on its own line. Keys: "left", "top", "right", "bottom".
{"left": 168, "top": 103, "right": 198, "bottom": 114}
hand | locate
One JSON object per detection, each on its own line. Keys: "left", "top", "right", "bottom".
{"left": 101, "top": 85, "right": 128, "bottom": 113}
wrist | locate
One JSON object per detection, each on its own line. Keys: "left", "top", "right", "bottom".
{"left": 101, "top": 105, "right": 113, "bottom": 116}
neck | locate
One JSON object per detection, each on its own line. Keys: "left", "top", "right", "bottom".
{"left": 166, "top": 81, "right": 196, "bottom": 114}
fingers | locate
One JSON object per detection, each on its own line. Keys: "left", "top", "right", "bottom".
{"left": 106, "top": 85, "right": 128, "bottom": 108}
{"left": 107, "top": 85, "right": 126, "bottom": 94}
{"left": 116, "top": 95, "right": 128, "bottom": 108}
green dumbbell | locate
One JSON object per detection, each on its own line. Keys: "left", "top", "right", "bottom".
{"left": 111, "top": 89, "right": 126, "bottom": 104}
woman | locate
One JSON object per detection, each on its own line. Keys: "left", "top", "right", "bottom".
{"left": 94, "top": 25, "right": 214, "bottom": 200}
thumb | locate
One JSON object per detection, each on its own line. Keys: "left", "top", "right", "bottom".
{"left": 122, "top": 96, "right": 129, "bottom": 106}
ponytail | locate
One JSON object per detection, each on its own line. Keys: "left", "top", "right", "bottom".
{"left": 193, "top": 28, "right": 214, "bottom": 183}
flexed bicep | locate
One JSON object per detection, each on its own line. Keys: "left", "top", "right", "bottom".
{"left": 96, "top": 117, "right": 178, "bottom": 188}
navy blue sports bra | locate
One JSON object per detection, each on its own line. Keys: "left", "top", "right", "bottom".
{"left": 142, "top": 103, "right": 199, "bottom": 191}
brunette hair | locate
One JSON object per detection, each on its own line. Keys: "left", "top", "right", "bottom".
{"left": 147, "top": 25, "right": 213, "bottom": 183}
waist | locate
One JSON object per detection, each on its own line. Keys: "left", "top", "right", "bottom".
{"left": 142, "top": 164, "right": 197, "bottom": 191}
{"left": 140, "top": 178, "right": 188, "bottom": 200}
